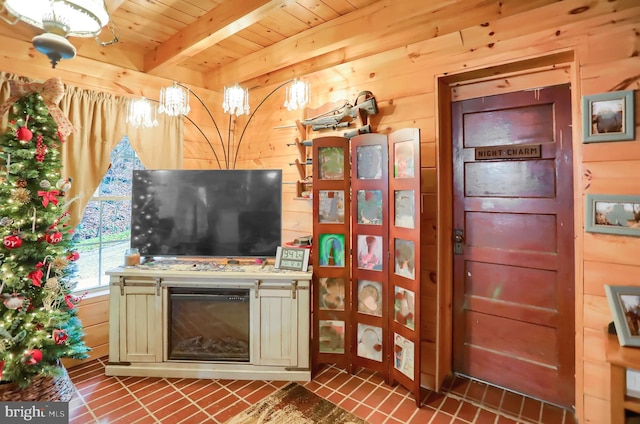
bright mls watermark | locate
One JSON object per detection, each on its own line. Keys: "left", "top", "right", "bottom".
{"left": 1, "top": 402, "right": 68, "bottom": 423}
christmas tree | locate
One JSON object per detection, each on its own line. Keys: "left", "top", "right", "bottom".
{"left": 0, "top": 80, "right": 89, "bottom": 388}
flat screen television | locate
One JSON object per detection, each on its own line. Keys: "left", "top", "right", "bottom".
{"left": 130, "top": 169, "right": 282, "bottom": 258}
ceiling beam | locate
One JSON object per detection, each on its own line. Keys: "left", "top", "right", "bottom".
{"left": 143, "top": 0, "right": 291, "bottom": 74}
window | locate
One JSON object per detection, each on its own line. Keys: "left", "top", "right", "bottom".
{"left": 71, "top": 137, "right": 145, "bottom": 292}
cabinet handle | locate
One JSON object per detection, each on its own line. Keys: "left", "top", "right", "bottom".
{"left": 254, "top": 280, "right": 261, "bottom": 298}
{"left": 154, "top": 277, "right": 161, "bottom": 296}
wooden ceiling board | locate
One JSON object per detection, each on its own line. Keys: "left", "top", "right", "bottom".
{"left": 282, "top": 3, "right": 329, "bottom": 27}
{"left": 313, "top": 0, "right": 356, "bottom": 15}
{"left": 238, "top": 24, "right": 289, "bottom": 45}
{"left": 258, "top": 10, "right": 312, "bottom": 37}
{"left": 126, "top": 0, "right": 205, "bottom": 20}
{"left": 295, "top": 0, "right": 342, "bottom": 21}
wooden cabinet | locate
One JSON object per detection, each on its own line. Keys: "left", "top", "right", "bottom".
{"left": 606, "top": 332, "right": 640, "bottom": 423}
{"left": 105, "top": 264, "right": 312, "bottom": 381}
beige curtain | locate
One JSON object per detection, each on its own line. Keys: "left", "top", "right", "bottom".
{"left": 0, "top": 72, "right": 184, "bottom": 227}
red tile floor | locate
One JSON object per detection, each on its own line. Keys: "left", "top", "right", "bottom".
{"left": 67, "top": 357, "right": 576, "bottom": 424}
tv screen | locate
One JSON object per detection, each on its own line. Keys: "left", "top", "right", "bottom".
{"left": 130, "top": 169, "right": 282, "bottom": 258}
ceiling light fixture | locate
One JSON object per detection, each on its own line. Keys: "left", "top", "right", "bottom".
{"left": 1, "top": 0, "right": 117, "bottom": 68}
{"left": 222, "top": 83, "right": 250, "bottom": 117}
{"left": 126, "top": 97, "right": 158, "bottom": 129}
{"left": 158, "top": 82, "right": 190, "bottom": 117}
{"left": 284, "top": 78, "right": 310, "bottom": 111}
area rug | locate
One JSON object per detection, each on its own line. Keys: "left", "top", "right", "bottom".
{"left": 224, "top": 382, "right": 369, "bottom": 424}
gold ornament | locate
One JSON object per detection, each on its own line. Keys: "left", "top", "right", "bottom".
{"left": 51, "top": 256, "right": 69, "bottom": 271}
{"left": 11, "top": 187, "right": 31, "bottom": 204}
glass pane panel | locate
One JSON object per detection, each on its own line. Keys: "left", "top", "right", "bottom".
{"left": 318, "top": 147, "right": 344, "bottom": 180}
{"left": 357, "top": 235, "right": 383, "bottom": 271}
{"left": 357, "top": 324, "right": 382, "bottom": 362}
{"left": 356, "top": 144, "right": 382, "bottom": 179}
{"left": 357, "top": 190, "right": 382, "bottom": 225}
{"left": 318, "top": 190, "right": 345, "bottom": 223}
{"left": 394, "top": 141, "right": 415, "bottom": 178}
{"left": 395, "top": 190, "right": 415, "bottom": 229}
{"left": 394, "top": 238, "right": 415, "bottom": 279}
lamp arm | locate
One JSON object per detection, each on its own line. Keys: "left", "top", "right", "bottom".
{"left": 183, "top": 115, "right": 223, "bottom": 169}
{"left": 176, "top": 82, "right": 228, "bottom": 167}
{"left": 233, "top": 79, "right": 294, "bottom": 169}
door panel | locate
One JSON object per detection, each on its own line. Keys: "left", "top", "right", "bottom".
{"left": 452, "top": 84, "right": 574, "bottom": 408}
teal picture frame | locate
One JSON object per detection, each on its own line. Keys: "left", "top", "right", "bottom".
{"left": 585, "top": 194, "right": 640, "bottom": 237}
{"left": 582, "top": 90, "right": 635, "bottom": 143}
{"left": 605, "top": 285, "right": 640, "bottom": 347}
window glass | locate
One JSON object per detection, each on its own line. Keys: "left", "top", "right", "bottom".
{"left": 71, "top": 137, "right": 145, "bottom": 292}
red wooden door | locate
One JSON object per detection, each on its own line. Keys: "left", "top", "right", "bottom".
{"left": 452, "top": 85, "right": 575, "bottom": 407}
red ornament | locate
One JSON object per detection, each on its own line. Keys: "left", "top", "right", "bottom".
{"left": 0, "top": 360, "right": 4, "bottom": 379}
{"left": 35, "top": 134, "right": 48, "bottom": 162}
{"left": 28, "top": 264, "right": 45, "bottom": 287}
{"left": 67, "top": 250, "right": 80, "bottom": 261}
{"left": 16, "top": 126, "right": 33, "bottom": 142}
{"left": 52, "top": 329, "right": 68, "bottom": 345}
{"left": 23, "top": 349, "right": 43, "bottom": 365}
{"left": 3, "top": 234, "right": 22, "bottom": 249}
{"left": 46, "top": 232, "right": 63, "bottom": 244}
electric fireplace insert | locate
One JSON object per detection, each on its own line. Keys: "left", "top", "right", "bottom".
{"left": 168, "top": 287, "right": 250, "bottom": 362}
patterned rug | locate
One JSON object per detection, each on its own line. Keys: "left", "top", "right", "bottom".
{"left": 224, "top": 382, "right": 369, "bottom": 424}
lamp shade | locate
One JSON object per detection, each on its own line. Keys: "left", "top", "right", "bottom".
{"left": 4, "top": 0, "right": 109, "bottom": 37}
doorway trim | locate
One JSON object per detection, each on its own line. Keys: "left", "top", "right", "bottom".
{"left": 433, "top": 48, "right": 584, "bottom": 416}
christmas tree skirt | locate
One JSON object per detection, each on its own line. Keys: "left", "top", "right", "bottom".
{"left": 0, "top": 362, "right": 74, "bottom": 402}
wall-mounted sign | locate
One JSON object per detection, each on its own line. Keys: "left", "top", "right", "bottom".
{"left": 475, "top": 144, "right": 542, "bottom": 160}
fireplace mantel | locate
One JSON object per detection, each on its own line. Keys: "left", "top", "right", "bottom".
{"left": 105, "top": 261, "right": 312, "bottom": 381}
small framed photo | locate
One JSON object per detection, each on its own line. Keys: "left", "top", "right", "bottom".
{"left": 275, "top": 246, "right": 310, "bottom": 271}
{"left": 585, "top": 194, "right": 640, "bottom": 237}
{"left": 605, "top": 285, "right": 640, "bottom": 347}
{"left": 582, "top": 90, "right": 635, "bottom": 143}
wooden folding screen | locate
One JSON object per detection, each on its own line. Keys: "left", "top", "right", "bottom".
{"left": 312, "top": 129, "right": 421, "bottom": 405}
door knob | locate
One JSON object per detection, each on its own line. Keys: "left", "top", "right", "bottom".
{"left": 453, "top": 229, "right": 464, "bottom": 255}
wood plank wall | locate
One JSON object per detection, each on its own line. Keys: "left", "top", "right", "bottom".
{"left": 231, "top": 2, "right": 640, "bottom": 423}
{"left": 1, "top": 1, "right": 638, "bottom": 422}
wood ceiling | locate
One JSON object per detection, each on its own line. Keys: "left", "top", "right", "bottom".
{"left": 0, "top": 0, "right": 592, "bottom": 95}
{"left": 0, "top": 0, "right": 378, "bottom": 92}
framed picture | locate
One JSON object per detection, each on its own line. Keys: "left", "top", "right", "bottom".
{"left": 318, "top": 233, "right": 345, "bottom": 267}
{"left": 275, "top": 246, "right": 310, "bottom": 271}
{"left": 319, "top": 277, "right": 345, "bottom": 311}
{"left": 318, "top": 320, "right": 345, "bottom": 353}
{"left": 582, "top": 90, "right": 635, "bottom": 143}
{"left": 357, "top": 235, "right": 383, "bottom": 271}
{"left": 357, "top": 189, "right": 382, "bottom": 225}
{"left": 605, "top": 285, "right": 640, "bottom": 347}
{"left": 356, "top": 144, "right": 383, "bottom": 179}
{"left": 318, "top": 190, "right": 345, "bottom": 223}
{"left": 585, "top": 194, "right": 640, "bottom": 237}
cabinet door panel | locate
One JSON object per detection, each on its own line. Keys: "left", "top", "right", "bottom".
{"left": 254, "top": 288, "right": 297, "bottom": 366}
{"left": 120, "top": 286, "right": 162, "bottom": 362}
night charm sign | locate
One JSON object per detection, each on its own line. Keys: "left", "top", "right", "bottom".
{"left": 475, "top": 144, "right": 542, "bottom": 160}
